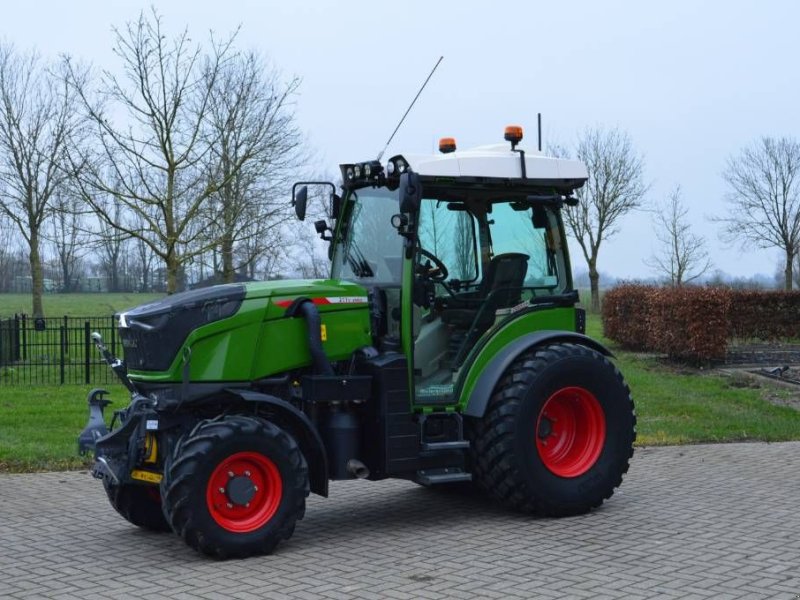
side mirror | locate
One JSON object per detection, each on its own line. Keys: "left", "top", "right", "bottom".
{"left": 293, "top": 186, "right": 308, "bottom": 221}
{"left": 399, "top": 172, "right": 422, "bottom": 214}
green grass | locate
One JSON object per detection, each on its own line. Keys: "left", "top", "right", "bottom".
{"left": 0, "top": 383, "right": 127, "bottom": 472}
{"left": 0, "top": 292, "right": 164, "bottom": 317}
{"left": 587, "top": 315, "right": 800, "bottom": 445}
{"left": 1, "top": 313, "right": 799, "bottom": 473}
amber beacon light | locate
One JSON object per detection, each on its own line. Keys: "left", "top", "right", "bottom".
{"left": 439, "top": 137, "right": 457, "bottom": 153}
{"left": 504, "top": 125, "right": 524, "bottom": 149}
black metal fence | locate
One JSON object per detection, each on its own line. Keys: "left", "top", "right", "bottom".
{"left": 0, "top": 314, "right": 119, "bottom": 385}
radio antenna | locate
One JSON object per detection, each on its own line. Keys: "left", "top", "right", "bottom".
{"left": 377, "top": 56, "right": 443, "bottom": 161}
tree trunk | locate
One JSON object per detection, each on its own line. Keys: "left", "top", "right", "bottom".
{"left": 29, "top": 228, "right": 45, "bottom": 318}
{"left": 166, "top": 248, "right": 179, "bottom": 294}
{"left": 221, "top": 234, "right": 234, "bottom": 283}
{"left": 785, "top": 250, "right": 794, "bottom": 291}
{"left": 589, "top": 263, "right": 600, "bottom": 313}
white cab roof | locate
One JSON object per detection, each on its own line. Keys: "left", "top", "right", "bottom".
{"left": 400, "top": 143, "right": 588, "bottom": 181}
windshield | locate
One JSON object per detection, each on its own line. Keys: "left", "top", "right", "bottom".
{"left": 331, "top": 187, "right": 403, "bottom": 285}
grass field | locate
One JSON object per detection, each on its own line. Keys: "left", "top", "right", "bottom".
{"left": 1, "top": 309, "right": 799, "bottom": 472}
{"left": 0, "top": 292, "right": 165, "bottom": 317}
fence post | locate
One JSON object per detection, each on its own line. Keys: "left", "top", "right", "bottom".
{"left": 13, "top": 314, "right": 20, "bottom": 361}
{"left": 60, "top": 326, "right": 66, "bottom": 385}
{"left": 110, "top": 315, "right": 117, "bottom": 358}
{"left": 63, "top": 315, "right": 68, "bottom": 356}
{"left": 84, "top": 321, "right": 91, "bottom": 385}
{"left": 21, "top": 314, "right": 27, "bottom": 361}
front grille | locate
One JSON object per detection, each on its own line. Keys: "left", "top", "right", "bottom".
{"left": 119, "top": 284, "right": 245, "bottom": 372}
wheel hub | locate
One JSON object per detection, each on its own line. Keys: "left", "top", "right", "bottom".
{"left": 537, "top": 418, "right": 553, "bottom": 439}
{"left": 205, "top": 451, "right": 283, "bottom": 533}
{"left": 535, "top": 386, "right": 606, "bottom": 478}
{"left": 226, "top": 475, "right": 257, "bottom": 505}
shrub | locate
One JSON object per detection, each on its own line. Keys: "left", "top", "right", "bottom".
{"left": 603, "top": 285, "right": 800, "bottom": 363}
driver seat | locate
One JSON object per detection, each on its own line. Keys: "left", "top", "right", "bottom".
{"left": 440, "top": 252, "right": 529, "bottom": 329}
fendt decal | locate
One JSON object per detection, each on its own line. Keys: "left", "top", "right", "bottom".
{"left": 274, "top": 297, "right": 368, "bottom": 309}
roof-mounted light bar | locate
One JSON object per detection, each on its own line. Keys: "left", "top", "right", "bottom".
{"left": 340, "top": 160, "right": 384, "bottom": 187}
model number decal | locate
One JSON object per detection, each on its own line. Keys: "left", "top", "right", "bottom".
{"left": 275, "top": 296, "right": 368, "bottom": 308}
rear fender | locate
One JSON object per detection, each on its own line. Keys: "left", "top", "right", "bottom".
{"left": 227, "top": 389, "right": 329, "bottom": 497}
{"left": 462, "top": 331, "right": 613, "bottom": 418}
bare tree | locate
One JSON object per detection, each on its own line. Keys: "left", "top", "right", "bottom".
{"left": 130, "top": 214, "right": 157, "bottom": 292}
{"left": 453, "top": 211, "right": 475, "bottom": 280}
{"left": 94, "top": 201, "right": 128, "bottom": 292}
{"left": 560, "top": 128, "right": 647, "bottom": 311}
{"left": 205, "top": 51, "right": 303, "bottom": 283}
{"left": 0, "top": 45, "right": 80, "bottom": 316}
{"left": 718, "top": 136, "right": 800, "bottom": 291}
{"left": 646, "top": 186, "right": 711, "bottom": 286}
{"left": 47, "top": 190, "right": 85, "bottom": 292}
{"left": 0, "top": 212, "right": 18, "bottom": 292}
{"left": 66, "top": 10, "right": 244, "bottom": 293}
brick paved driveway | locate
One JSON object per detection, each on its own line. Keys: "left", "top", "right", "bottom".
{"left": 1, "top": 442, "right": 799, "bottom": 599}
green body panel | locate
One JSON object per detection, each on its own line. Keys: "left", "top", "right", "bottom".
{"left": 127, "top": 279, "right": 370, "bottom": 383}
{"left": 253, "top": 309, "right": 371, "bottom": 375}
{"left": 454, "top": 307, "right": 577, "bottom": 411}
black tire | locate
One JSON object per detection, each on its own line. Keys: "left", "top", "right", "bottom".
{"left": 470, "top": 342, "right": 635, "bottom": 516}
{"left": 161, "top": 415, "right": 309, "bottom": 559}
{"left": 103, "top": 480, "right": 172, "bottom": 532}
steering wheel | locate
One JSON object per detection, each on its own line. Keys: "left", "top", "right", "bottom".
{"left": 416, "top": 247, "right": 449, "bottom": 283}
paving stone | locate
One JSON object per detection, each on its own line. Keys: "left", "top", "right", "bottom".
{"left": 1, "top": 442, "right": 800, "bottom": 599}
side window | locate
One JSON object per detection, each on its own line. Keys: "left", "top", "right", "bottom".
{"left": 417, "top": 201, "right": 479, "bottom": 282}
{"left": 489, "top": 203, "right": 564, "bottom": 290}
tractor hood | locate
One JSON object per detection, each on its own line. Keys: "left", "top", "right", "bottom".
{"left": 118, "top": 279, "right": 370, "bottom": 376}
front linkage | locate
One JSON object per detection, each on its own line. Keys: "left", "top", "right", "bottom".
{"left": 78, "top": 332, "right": 171, "bottom": 488}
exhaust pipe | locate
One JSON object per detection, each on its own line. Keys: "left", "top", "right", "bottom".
{"left": 347, "top": 459, "right": 370, "bottom": 479}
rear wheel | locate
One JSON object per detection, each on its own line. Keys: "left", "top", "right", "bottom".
{"left": 103, "top": 480, "right": 171, "bottom": 532}
{"left": 161, "top": 415, "right": 309, "bottom": 559}
{"left": 471, "top": 342, "right": 635, "bottom": 516}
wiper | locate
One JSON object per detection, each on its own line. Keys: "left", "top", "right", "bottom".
{"left": 347, "top": 242, "right": 374, "bottom": 278}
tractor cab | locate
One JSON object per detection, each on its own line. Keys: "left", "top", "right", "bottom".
{"left": 315, "top": 127, "right": 588, "bottom": 407}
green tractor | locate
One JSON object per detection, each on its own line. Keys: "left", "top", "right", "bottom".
{"left": 80, "top": 126, "right": 635, "bottom": 559}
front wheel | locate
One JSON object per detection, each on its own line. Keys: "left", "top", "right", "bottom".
{"left": 470, "top": 342, "right": 635, "bottom": 516}
{"left": 103, "top": 480, "right": 171, "bottom": 532}
{"left": 161, "top": 416, "right": 309, "bottom": 559}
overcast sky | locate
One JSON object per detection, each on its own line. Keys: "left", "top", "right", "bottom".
{"left": 3, "top": 0, "right": 799, "bottom": 280}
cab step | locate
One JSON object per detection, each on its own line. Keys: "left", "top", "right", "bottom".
{"left": 415, "top": 468, "right": 472, "bottom": 486}
{"left": 421, "top": 440, "right": 470, "bottom": 452}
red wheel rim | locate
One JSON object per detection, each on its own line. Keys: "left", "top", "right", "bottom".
{"left": 535, "top": 386, "right": 606, "bottom": 478}
{"left": 206, "top": 451, "right": 283, "bottom": 533}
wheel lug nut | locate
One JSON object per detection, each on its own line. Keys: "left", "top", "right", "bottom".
{"left": 245, "top": 502, "right": 250, "bottom": 508}
{"left": 253, "top": 485, "right": 259, "bottom": 492}
{"left": 228, "top": 471, "right": 235, "bottom": 478}
{"left": 218, "top": 487, "right": 225, "bottom": 493}
{"left": 244, "top": 470, "right": 251, "bottom": 477}
{"left": 226, "top": 502, "right": 233, "bottom": 509}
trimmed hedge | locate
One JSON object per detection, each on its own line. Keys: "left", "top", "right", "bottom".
{"left": 726, "top": 291, "right": 800, "bottom": 341}
{"left": 602, "top": 285, "right": 800, "bottom": 363}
